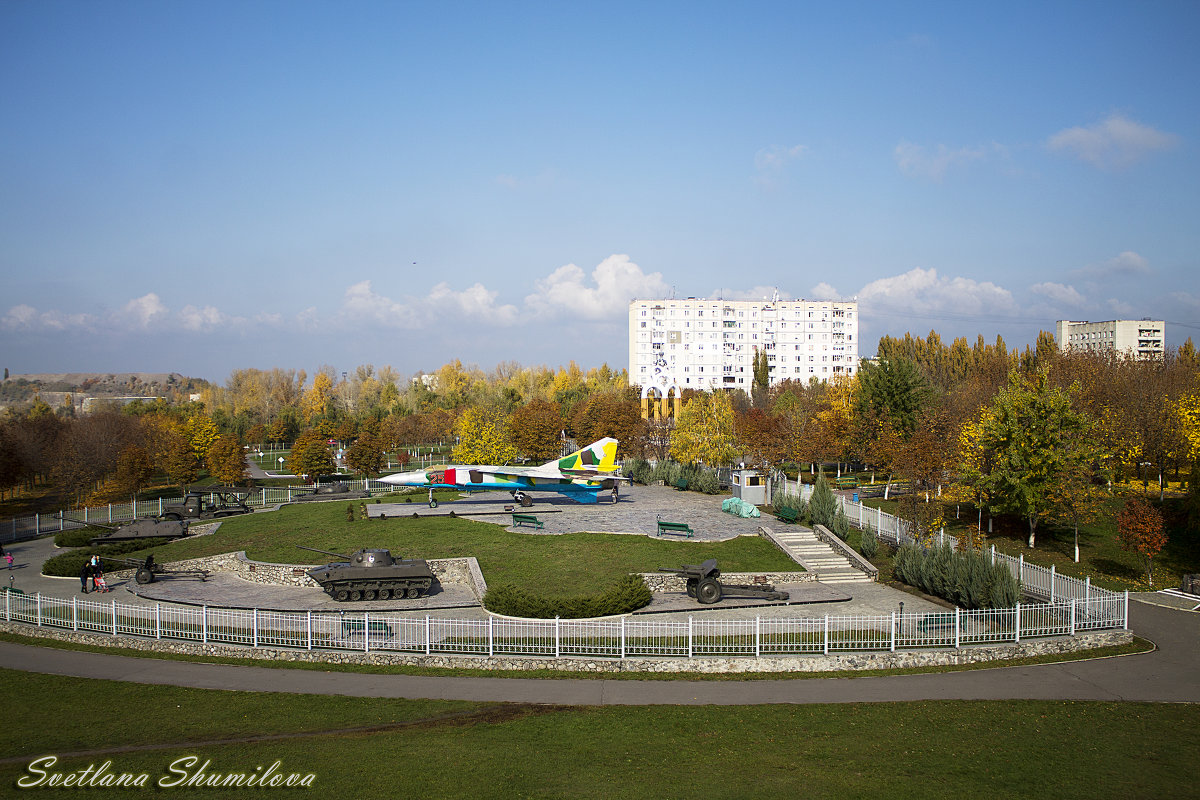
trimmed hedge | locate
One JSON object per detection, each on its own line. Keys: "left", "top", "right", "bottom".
{"left": 483, "top": 574, "right": 652, "bottom": 618}
{"left": 42, "top": 539, "right": 169, "bottom": 578}
{"left": 54, "top": 527, "right": 113, "bottom": 548}
{"left": 892, "top": 542, "right": 1021, "bottom": 610}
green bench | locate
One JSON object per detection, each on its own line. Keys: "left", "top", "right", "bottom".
{"left": 675, "top": 478, "right": 689, "bottom": 491}
{"left": 512, "top": 513, "right": 544, "bottom": 530}
{"left": 340, "top": 619, "right": 396, "bottom": 639}
{"left": 775, "top": 506, "right": 800, "bottom": 524}
{"left": 656, "top": 519, "right": 694, "bottom": 538}
{"left": 834, "top": 476, "right": 858, "bottom": 489}
{"left": 915, "top": 612, "right": 956, "bottom": 636}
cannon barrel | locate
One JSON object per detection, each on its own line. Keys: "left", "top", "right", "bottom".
{"left": 296, "top": 545, "right": 352, "bottom": 561}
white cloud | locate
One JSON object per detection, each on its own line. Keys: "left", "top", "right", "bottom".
{"left": 2, "top": 304, "right": 40, "bottom": 329}
{"left": 1030, "top": 282, "right": 1086, "bottom": 307}
{"left": 1074, "top": 250, "right": 1151, "bottom": 280}
{"left": 894, "top": 141, "right": 1001, "bottom": 181}
{"left": 1047, "top": 113, "right": 1178, "bottom": 168}
{"left": 526, "top": 254, "right": 668, "bottom": 319}
{"left": 179, "top": 305, "right": 225, "bottom": 331}
{"left": 754, "top": 144, "right": 808, "bottom": 171}
{"left": 340, "top": 279, "right": 519, "bottom": 328}
{"left": 123, "top": 293, "right": 168, "bottom": 328}
{"left": 709, "top": 285, "right": 793, "bottom": 301}
{"left": 1106, "top": 297, "right": 1137, "bottom": 317}
{"left": 809, "top": 282, "right": 843, "bottom": 301}
{"left": 2, "top": 304, "right": 95, "bottom": 332}
{"left": 857, "top": 267, "right": 1015, "bottom": 315}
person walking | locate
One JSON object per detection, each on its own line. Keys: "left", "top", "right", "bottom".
{"left": 79, "top": 560, "right": 92, "bottom": 594}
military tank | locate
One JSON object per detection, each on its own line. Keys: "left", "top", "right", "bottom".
{"left": 297, "top": 546, "right": 435, "bottom": 601}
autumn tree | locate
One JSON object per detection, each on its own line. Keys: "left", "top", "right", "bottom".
{"left": 572, "top": 390, "right": 643, "bottom": 457}
{"left": 1117, "top": 495, "right": 1168, "bottom": 586}
{"left": 508, "top": 399, "right": 564, "bottom": 462}
{"left": 452, "top": 407, "right": 518, "bottom": 465}
{"left": 288, "top": 430, "right": 337, "bottom": 482}
{"left": 670, "top": 391, "right": 737, "bottom": 466}
{"left": 345, "top": 431, "right": 386, "bottom": 479}
{"left": 207, "top": 435, "right": 249, "bottom": 485}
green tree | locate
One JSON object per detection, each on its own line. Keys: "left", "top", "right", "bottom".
{"left": 960, "top": 371, "right": 1095, "bottom": 548}
{"left": 345, "top": 431, "right": 386, "bottom": 479}
{"left": 809, "top": 471, "right": 838, "bottom": 529}
{"left": 854, "top": 357, "right": 930, "bottom": 437}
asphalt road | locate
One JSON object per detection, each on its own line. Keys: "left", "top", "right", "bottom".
{"left": 1, "top": 599, "right": 1195, "bottom": 705}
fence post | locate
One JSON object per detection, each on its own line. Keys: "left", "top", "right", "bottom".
{"left": 111, "top": 600, "right": 117, "bottom": 635}
{"left": 425, "top": 616, "right": 431, "bottom": 655}
{"left": 1085, "top": 576, "right": 1090, "bottom": 608}
{"left": 1014, "top": 603, "right": 1020, "bottom": 643}
{"left": 621, "top": 616, "right": 626, "bottom": 659}
{"left": 991, "top": 544, "right": 995, "bottom": 565}
{"left": 488, "top": 617, "right": 494, "bottom": 657}
{"left": 1049, "top": 565, "right": 1056, "bottom": 603}
{"left": 108, "top": 504, "right": 112, "bottom": 523}
{"left": 954, "top": 608, "right": 960, "bottom": 648}
{"left": 688, "top": 617, "right": 693, "bottom": 658}
{"left": 1123, "top": 591, "right": 1129, "bottom": 630}
{"left": 5, "top": 587, "right": 9, "bottom": 621}
{"left": 36, "top": 593, "right": 41, "bottom": 626}
{"left": 1070, "top": 599, "right": 1076, "bottom": 636}
{"left": 823, "top": 615, "right": 829, "bottom": 655}
{"left": 132, "top": 499, "right": 136, "bottom": 519}
{"left": 72, "top": 596, "right": 77, "bottom": 631}
{"left": 35, "top": 514, "right": 40, "bottom": 536}
{"left": 755, "top": 616, "right": 761, "bottom": 658}
{"left": 555, "top": 616, "right": 561, "bottom": 658}
{"left": 890, "top": 612, "right": 896, "bottom": 652}
{"left": 253, "top": 608, "right": 259, "bottom": 648}
{"left": 306, "top": 611, "right": 312, "bottom": 650}
{"left": 156, "top": 604, "right": 161, "bottom": 639}
{"left": 1018, "top": 554, "right": 1024, "bottom": 585}
{"left": 202, "top": 606, "right": 208, "bottom": 643}
{"left": 363, "top": 611, "right": 369, "bottom": 653}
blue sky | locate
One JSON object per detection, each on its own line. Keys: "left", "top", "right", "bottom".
{"left": 2, "top": 1, "right": 1198, "bottom": 383}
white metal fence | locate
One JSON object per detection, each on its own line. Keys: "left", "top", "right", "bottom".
{"left": 2, "top": 588, "right": 1127, "bottom": 661}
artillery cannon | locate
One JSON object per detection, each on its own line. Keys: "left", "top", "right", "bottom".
{"left": 86, "top": 518, "right": 190, "bottom": 545}
{"left": 104, "top": 554, "right": 210, "bottom": 585}
{"left": 297, "top": 545, "right": 435, "bottom": 602}
{"left": 660, "top": 559, "right": 790, "bottom": 605}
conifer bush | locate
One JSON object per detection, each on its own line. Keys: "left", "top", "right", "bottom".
{"left": 809, "top": 472, "right": 838, "bottom": 529}
{"left": 891, "top": 542, "right": 1021, "bottom": 610}
{"left": 860, "top": 524, "right": 879, "bottom": 559}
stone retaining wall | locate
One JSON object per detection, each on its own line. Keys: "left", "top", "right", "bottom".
{"left": 639, "top": 571, "right": 812, "bottom": 592}
{"left": 0, "top": 621, "right": 1132, "bottom": 674}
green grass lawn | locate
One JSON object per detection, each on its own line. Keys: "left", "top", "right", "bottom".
{"left": 2, "top": 668, "right": 1195, "bottom": 798}
{"left": 862, "top": 494, "right": 1200, "bottom": 592}
{"left": 108, "top": 499, "right": 798, "bottom": 596}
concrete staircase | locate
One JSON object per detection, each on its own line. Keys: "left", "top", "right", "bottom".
{"left": 769, "top": 526, "right": 874, "bottom": 584}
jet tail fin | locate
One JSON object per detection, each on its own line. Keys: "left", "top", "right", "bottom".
{"left": 546, "top": 438, "right": 619, "bottom": 473}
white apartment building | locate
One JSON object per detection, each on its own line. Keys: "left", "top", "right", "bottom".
{"left": 629, "top": 296, "right": 860, "bottom": 391}
{"left": 1054, "top": 319, "right": 1166, "bottom": 360}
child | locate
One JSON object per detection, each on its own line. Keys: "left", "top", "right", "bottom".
{"left": 3, "top": 551, "right": 12, "bottom": 569}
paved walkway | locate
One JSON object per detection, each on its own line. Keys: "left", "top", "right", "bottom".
{"left": 0, "top": 599, "right": 1195, "bottom": 704}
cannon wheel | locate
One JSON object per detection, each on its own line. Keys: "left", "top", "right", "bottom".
{"left": 335, "top": 589, "right": 349, "bottom": 601}
{"left": 685, "top": 578, "right": 698, "bottom": 597}
{"left": 378, "top": 588, "right": 391, "bottom": 600}
{"left": 696, "top": 577, "right": 722, "bottom": 604}
{"left": 135, "top": 568, "right": 154, "bottom": 585}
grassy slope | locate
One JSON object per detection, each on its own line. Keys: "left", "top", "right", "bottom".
{"left": 1, "top": 669, "right": 1196, "bottom": 798}
{"left": 108, "top": 500, "right": 798, "bottom": 596}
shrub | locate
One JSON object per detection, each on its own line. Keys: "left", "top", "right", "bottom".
{"left": 54, "top": 527, "right": 110, "bottom": 548}
{"left": 832, "top": 506, "right": 850, "bottom": 540}
{"left": 694, "top": 469, "right": 721, "bottom": 494}
{"left": 890, "top": 542, "right": 1022, "bottom": 609}
{"left": 860, "top": 524, "right": 879, "bottom": 560}
{"left": 809, "top": 472, "right": 837, "bottom": 529}
{"left": 483, "top": 574, "right": 652, "bottom": 619}
{"left": 625, "top": 458, "right": 653, "bottom": 485}
{"left": 772, "top": 489, "right": 808, "bottom": 523}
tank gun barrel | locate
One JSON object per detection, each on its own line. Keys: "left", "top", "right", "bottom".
{"left": 296, "top": 545, "right": 351, "bottom": 561}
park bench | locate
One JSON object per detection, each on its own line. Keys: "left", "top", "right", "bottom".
{"left": 340, "top": 618, "right": 396, "bottom": 640}
{"left": 775, "top": 506, "right": 800, "bottom": 524}
{"left": 512, "top": 513, "right": 544, "bottom": 530}
{"left": 834, "top": 476, "right": 858, "bottom": 490}
{"left": 915, "top": 612, "right": 956, "bottom": 637}
{"left": 675, "top": 478, "right": 689, "bottom": 491}
{"left": 656, "top": 518, "right": 694, "bottom": 538}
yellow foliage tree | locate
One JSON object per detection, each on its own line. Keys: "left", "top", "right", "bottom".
{"left": 452, "top": 407, "right": 518, "bottom": 465}
{"left": 670, "top": 391, "right": 738, "bottom": 466}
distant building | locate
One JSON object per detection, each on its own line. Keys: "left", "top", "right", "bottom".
{"left": 628, "top": 296, "right": 859, "bottom": 392}
{"left": 1054, "top": 319, "right": 1166, "bottom": 359}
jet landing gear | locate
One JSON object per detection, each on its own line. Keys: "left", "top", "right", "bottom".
{"left": 511, "top": 490, "right": 533, "bottom": 508}
{"left": 428, "top": 488, "right": 438, "bottom": 509}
